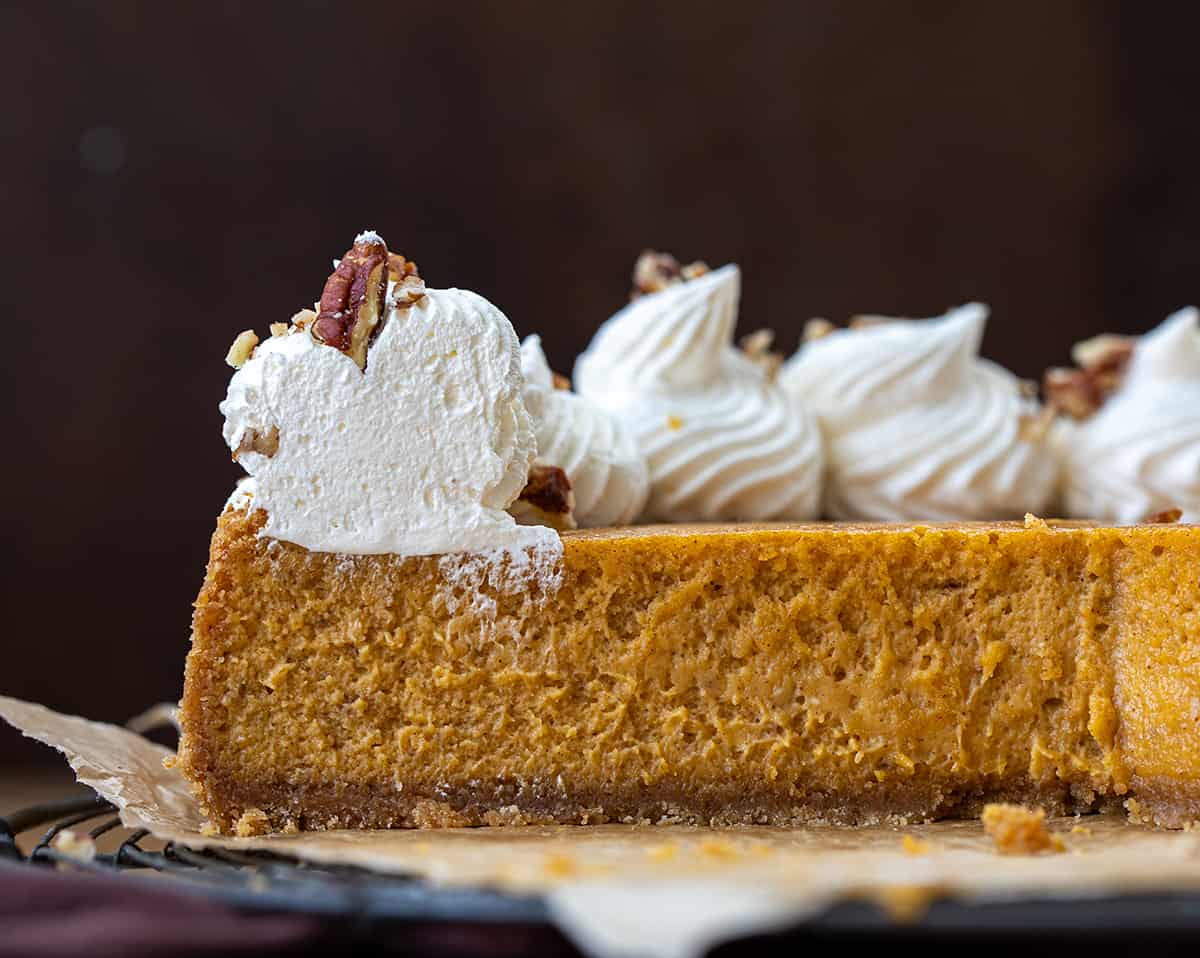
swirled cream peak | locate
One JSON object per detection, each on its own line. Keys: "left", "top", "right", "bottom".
{"left": 519, "top": 335, "right": 649, "bottom": 526}
{"left": 574, "top": 262, "right": 823, "bottom": 521}
{"left": 1059, "top": 307, "right": 1200, "bottom": 522}
{"left": 220, "top": 233, "right": 557, "bottom": 560}
{"left": 780, "top": 304, "right": 1057, "bottom": 520}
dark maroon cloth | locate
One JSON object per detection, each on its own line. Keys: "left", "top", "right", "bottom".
{"left": 0, "top": 865, "right": 321, "bottom": 958}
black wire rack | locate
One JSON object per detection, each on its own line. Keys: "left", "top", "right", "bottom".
{"left": 7, "top": 789, "right": 1200, "bottom": 948}
{"left": 0, "top": 792, "right": 550, "bottom": 927}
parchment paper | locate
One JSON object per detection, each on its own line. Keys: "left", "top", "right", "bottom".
{"left": 4, "top": 694, "right": 1200, "bottom": 958}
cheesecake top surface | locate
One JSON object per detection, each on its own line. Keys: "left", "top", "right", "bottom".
{"left": 562, "top": 518, "right": 1197, "bottom": 542}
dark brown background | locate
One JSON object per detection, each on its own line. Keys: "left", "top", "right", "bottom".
{"left": 3, "top": 1, "right": 1199, "bottom": 765}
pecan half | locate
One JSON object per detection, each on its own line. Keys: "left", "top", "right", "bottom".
{"left": 631, "top": 250, "right": 710, "bottom": 299}
{"left": 313, "top": 233, "right": 390, "bottom": 369}
{"left": 510, "top": 463, "right": 577, "bottom": 532}
{"left": 1043, "top": 334, "right": 1134, "bottom": 421}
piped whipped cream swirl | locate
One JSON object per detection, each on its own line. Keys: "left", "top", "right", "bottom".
{"left": 222, "top": 274, "right": 557, "bottom": 559}
{"left": 780, "top": 304, "right": 1057, "bottom": 520}
{"left": 520, "top": 336, "right": 649, "bottom": 526}
{"left": 574, "top": 265, "right": 824, "bottom": 521}
{"left": 1060, "top": 307, "right": 1200, "bottom": 522}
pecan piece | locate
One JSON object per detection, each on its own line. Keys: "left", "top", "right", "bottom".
{"left": 510, "top": 463, "right": 577, "bottom": 532}
{"left": 225, "top": 329, "right": 260, "bottom": 369}
{"left": 1044, "top": 334, "right": 1134, "bottom": 420}
{"left": 803, "top": 318, "right": 834, "bottom": 342}
{"left": 313, "top": 232, "right": 390, "bottom": 369}
{"left": 1144, "top": 507, "right": 1183, "bottom": 524}
{"left": 232, "top": 424, "right": 279, "bottom": 462}
{"left": 631, "top": 250, "right": 710, "bottom": 299}
{"left": 738, "top": 328, "right": 783, "bottom": 383}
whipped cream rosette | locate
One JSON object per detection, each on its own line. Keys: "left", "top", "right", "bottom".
{"left": 1058, "top": 307, "right": 1200, "bottom": 523}
{"left": 518, "top": 335, "right": 649, "bottom": 527}
{"left": 575, "top": 261, "right": 824, "bottom": 522}
{"left": 779, "top": 304, "right": 1057, "bottom": 521}
{"left": 220, "top": 232, "right": 556, "bottom": 560}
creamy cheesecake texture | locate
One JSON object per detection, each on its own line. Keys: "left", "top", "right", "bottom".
{"left": 178, "top": 509, "right": 1200, "bottom": 835}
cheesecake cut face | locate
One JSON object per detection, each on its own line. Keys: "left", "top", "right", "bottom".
{"left": 177, "top": 509, "right": 1200, "bottom": 835}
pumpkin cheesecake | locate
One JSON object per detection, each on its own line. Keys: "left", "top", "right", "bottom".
{"left": 177, "top": 232, "right": 1200, "bottom": 835}
{"left": 180, "top": 507, "right": 1200, "bottom": 835}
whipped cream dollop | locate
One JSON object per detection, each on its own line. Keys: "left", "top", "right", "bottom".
{"left": 779, "top": 304, "right": 1057, "bottom": 521}
{"left": 574, "top": 265, "right": 824, "bottom": 521}
{"left": 222, "top": 274, "right": 558, "bottom": 560}
{"left": 1060, "top": 307, "right": 1200, "bottom": 522}
{"left": 519, "top": 336, "right": 650, "bottom": 526}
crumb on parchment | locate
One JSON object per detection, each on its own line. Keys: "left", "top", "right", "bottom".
{"left": 982, "top": 803, "right": 1066, "bottom": 855}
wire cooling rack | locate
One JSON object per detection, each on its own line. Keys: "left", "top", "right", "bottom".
{"left": 0, "top": 792, "right": 549, "bottom": 925}
{"left": 7, "top": 789, "right": 1200, "bottom": 946}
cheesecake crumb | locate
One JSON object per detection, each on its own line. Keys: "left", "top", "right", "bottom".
{"left": 877, "top": 885, "right": 938, "bottom": 922}
{"left": 543, "top": 853, "right": 578, "bottom": 877}
{"left": 698, "top": 838, "right": 738, "bottom": 859}
{"left": 234, "top": 807, "right": 271, "bottom": 837}
{"left": 981, "top": 803, "right": 1066, "bottom": 855}
{"left": 901, "top": 834, "right": 932, "bottom": 856}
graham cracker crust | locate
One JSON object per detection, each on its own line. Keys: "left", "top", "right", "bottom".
{"left": 198, "top": 772, "right": 1137, "bottom": 836}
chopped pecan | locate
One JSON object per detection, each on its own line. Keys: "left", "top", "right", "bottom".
{"left": 313, "top": 233, "right": 390, "bottom": 369}
{"left": 225, "top": 329, "right": 259, "bottom": 369}
{"left": 551, "top": 372, "right": 572, "bottom": 391}
{"left": 848, "top": 314, "right": 892, "bottom": 330}
{"left": 738, "top": 328, "right": 784, "bottom": 382}
{"left": 511, "top": 463, "right": 576, "bottom": 532}
{"left": 269, "top": 322, "right": 289, "bottom": 338}
{"left": 291, "top": 308, "right": 316, "bottom": 331}
{"left": 1017, "top": 405, "right": 1056, "bottom": 443}
{"left": 233, "top": 424, "right": 279, "bottom": 462}
{"left": 1145, "top": 507, "right": 1183, "bottom": 524}
{"left": 631, "top": 250, "right": 710, "bottom": 299}
{"left": 1044, "top": 334, "right": 1134, "bottom": 420}
{"left": 387, "top": 251, "right": 426, "bottom": 307}
{"left": 1072, "top": 333, "right": 1134, "bottom": 371}
{"left": 803, "top": 318, "right": 834, "bottom": 342}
